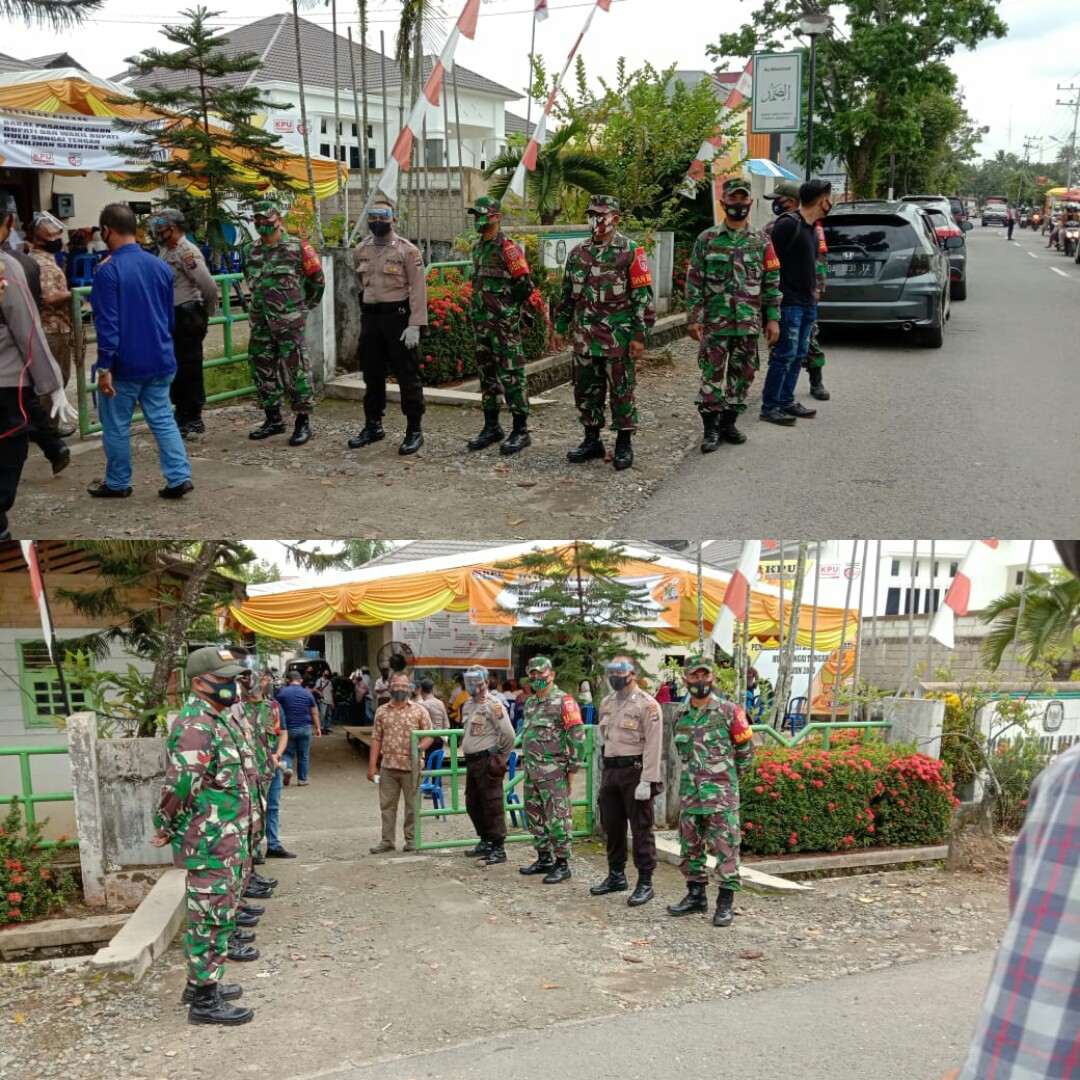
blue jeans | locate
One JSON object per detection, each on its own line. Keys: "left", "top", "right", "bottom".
{"left": 98, "top": 374, "right": 190, "bottom": 490}
{"left": 265, "top": 767, "right": 283, "bottom": 850}
{"left": 761, "top": 302, "right": 817, "bottom": 414}
{"left": 318, "top": 701, "right": 331, "bottom": 731}
{"left": 282, "top": 725, "right": 313, "bottom": 781}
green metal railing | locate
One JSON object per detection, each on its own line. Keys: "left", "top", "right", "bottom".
{"left": 73, "top": 273, "right": 252, "bottom": 437}
{"left": 0, "top": 745, "right": 78, "bottom": 849}
{"left": 751, "top": 720, "right": 893, "bottom": 750}
{"left": 426, "top": 260, "right": 470, "bottom": 283}
{"left": 411, "top": 726, "right": 595, "bottom": 851}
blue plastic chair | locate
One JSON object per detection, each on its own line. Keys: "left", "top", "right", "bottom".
{"left": 68, "top": 252, "right": 101, "bottom": 288}
{"left": 420, "top": 747, "right": 446, "bottom": 818}
{"left": 505, "top": 750, "right": 523, "bottom": 828}
{"left": 783, "top": 696, "right": 809, "bottom": 736}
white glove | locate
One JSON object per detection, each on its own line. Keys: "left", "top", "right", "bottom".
{"left": 634, "top": 781, "right": 652, "bottom": 801}
{"left": 400, "top": 325, "right": 420, "bottom": 350}
{"left": 49, "top": 388, "right": 78, "bottom": 428}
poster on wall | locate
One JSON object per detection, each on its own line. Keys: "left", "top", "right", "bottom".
{"left": 750, "top": 52, "right": 804, "bottom": 134}
{"left": 750, "top": 639, "right": 857, "bottom": 716}
{"left": 393, "top": 609, "right": 511, "bottom": 668}
{"left": 979, "top": 695, "right": 1080, "bottom": 756}
{"left": 0, "top": 112, "right": 159, "bottom": 170}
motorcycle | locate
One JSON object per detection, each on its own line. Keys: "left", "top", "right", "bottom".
{"left": 1031, "top": 211, "right": 1042, "bottom": 231}
{"left": 1063, "top": 220, "right": 1080, "bottom": 258}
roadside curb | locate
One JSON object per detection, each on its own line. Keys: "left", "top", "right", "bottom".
{"left": 748, "top": 844, "right": 949, "bottom": 878}
{"left": 655, "top": 837, "right": 812, "bottom": 892}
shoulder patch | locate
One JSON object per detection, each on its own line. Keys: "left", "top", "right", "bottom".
{"left": 502, "top": 239, "right": 530, "bottom": 279}
{"left": 629, "top": 246, "right": 652, "bottom": 288}
{"left": 300, "top": 240, "right": 322, "bottom": 276}
{"left": 815, "top": 221, "right": 828, "bottom": 254}
{"left": 764, "top": 240, "right": 780, "bottom": 272}
{"left": 561, "top": 695, "right": 584, "bottom": 729}
{"left": 182, "top": 251, "right": 197, "bottom": 270}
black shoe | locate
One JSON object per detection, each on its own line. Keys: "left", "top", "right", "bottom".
{"left": 87, "top": 480, "right": 132, "bottom": 498}
{"left": 249, "top": 408, "right": 286, "bottom": 440}
{"left": 589, "top": 867, "right": 628, "bottom": 896}
{"left": 235, "top": 912, "right": 260, "bottom": 928}
{"left": 348, "top": 420, "right": 385, "bottom": 449}
{"left": 500, "top": 415, "right": 531, "bottom": 455}
{"left": 399, "top": 424, "right": 424, "bottom": 456}
{"left": 719, "top": 410, "right": 746, "bottom": 445}
{"left": 567, "top": 426, "right": 605, "bottom": 463}
{"left": 484, "top": 845, "right": 507, "bottom": 865}
{"left": 465, "top": 840, "right": 493, "bottom": 858}
{"left": 783, "top": 402, "right": 817, "bottom": 419}
{"left": 230, "top": 930, "right": 256, "bottom": 944}
{"left": 612, "top": 430, "right": 633, "bottom": 471}
{"left": 243, "top": 883, "right": 273, "bottom": 900}
{"left": 542, "top": 857, "right": 571, "bottom": 884}
{"left": 51, "top": 447, "right": 71, "bottom": 475}
{"left": 226, "top": 943, "right": 260, "bottom": 962}
{"left": 265, "top": 847, "right": 297, "bottom": 859}
{"left": 288, "top": 412, "right": 311, "bottom": 446}
{"left": 700, "top": 412, "right": 721, "bottom": 454}
{"left": 240, "top": 902, "right": 265, "bottom": 917}
{"left": 188, "top": 418, "right": 206, "bottom": 434}
{"left": 188, "top": 983, "right": 254, "bottom": 1026}
{"left": 467, "top": 410, "right": 504, "bottom": 451}
{"left": 251, "top": 873, "right": 278, "bottom": 888}
{"left": 519, "top": 852, "right": 555, "bottom": 876}
{"left": 808, "top": 371, "right": 830, "bottom": 400}
{"left": 158, "top": 479, "right": 194, "bottom": 500}
{"left": 627, "top": 872, "right": 655, "bottom": 907}
{"left": 713, "top": 886, "right": 735, "bottom": 927}
{"left": 179, "top": 421, "right": 197, "bottom": 441}
{"left": 181, "top": 981, "right": 243, "bottom": 1005}
{"left": 760, "top": 408, "right": 797, "bottom": 426}
{"left": 666, "top": 881, "right": 708, "bottom": 916}
{"left": 252, "top": 852, "right": 265, "bottom": 866}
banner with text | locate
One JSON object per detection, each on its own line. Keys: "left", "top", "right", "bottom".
{"left": 0, "top": 111, "right": 159, "bottom": 170}
{"left": 393, "top": 609, "right": 511, "bottom": 668}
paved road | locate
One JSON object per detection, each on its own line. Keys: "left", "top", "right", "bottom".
{"left": 327, "top": 950, "right": 994, "bottom": 1080}
{"left": 622, "top": 225, "right": 1080, "bottom": 538}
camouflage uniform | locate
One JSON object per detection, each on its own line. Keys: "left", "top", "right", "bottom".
{"left": 521, "top": 686, "right": 586, "bottom": 859}
{"left": 228, "top": 701, "right": 263, "bottom": 896}
{"left": 243, "top": 233, "right": 324, "bottom": 413}
{"left": 671, "top": 693, "right": 755, "bottom": 889}
{"left": 553, "top": 198, "right": 655, "bottom": 432}
{"left": 805, "top": 221, "right": 828, "bottom": 372}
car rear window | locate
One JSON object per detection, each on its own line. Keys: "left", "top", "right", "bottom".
{"left": 924, "top": 210, "right": 950, "bottom": 230}
{"left": 823, "top": 218, "right": 920, "bottom": 253}
{"left": 949, "top": 198, "right": 964, "bottom": 215}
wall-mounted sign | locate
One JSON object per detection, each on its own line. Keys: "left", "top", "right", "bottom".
{"left": 751, "top": 52, "right": 803, "bottom": 134}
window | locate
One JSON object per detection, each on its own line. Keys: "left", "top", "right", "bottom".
{"left": 319, "top": 143, "right": 331, "bottom": 158}
{"left": 890, "top": 559, "right": 901, "bottom": 577}
{"left": 927, "top": 588, "right": 941, "bottom": 613}
{"left": 368, "top": 147, "right": 377, "bottom": 169}
{"left": 950, "top": 561, "right": 959, "bottom": 576}
{"left": 1016, "top": 570, "right": 1026, "bottom": 586}
{"left": 885, "top": 588, "right": 901, "bottom": 615}
{"left": 904, "top": 588, "right": 920, "bottom": 615}
{"left": 17, "top": 640, "right": 90, "bottom": 728}
{"left": 350, "top": 146, "right": 361, "bottom": 169}
{"left": 914, "top": 560, "right": 921, "bottom": 577}
{"left": 320, "top": 118, "right": 327, "bottom": 134}
{"left": 351, "top": 122, "right": 357, "bottom": 137}
{"left": 933, "top": 561, "right": 940, "bottom": 578}
{"left": 367, "top": 124, "right": 373, "bottom": 138}
{"left": 339, "top": 146, "right": 347, "bottom": 163}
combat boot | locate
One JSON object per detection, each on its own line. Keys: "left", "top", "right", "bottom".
{"left": 519, "top": 851, "right": 555, "bottom": 876}
{"left": 249, "top": 407, "right": 286, "bottom": 440}
{"left": 713, "top": 886, "right": 735, "bottom": 927}
{"left": 808, "top": 368, "right": 830, "bottom": 401}
{"left": 719, "top": 410, "right": 747, "bottom": 445}
{"left": 589, "top": 865, "right": 628, "bottom": 896}
{"left": 542, "top": 857, "right": 572, "bottom": 884}
{"left": 230, "top": 930, "right": 256, "bottom": 945}
{"left": 399, "top": 418, "right": 424, "bottom": 456}
{"left": 666, "top": 881, "right": 708, "bottom": 916}
{"left": 235, "top": 911, "right": 260, "bottom": 928}
{"left": 243, "top": 882, "right": 273, "bottom": 900}
{"left": 239, "top": 902, "right": 264, "bottom": 916}
{"left": 700, "top": 412, "right": 721, "bottom": 454}
{"left": 181, "top": 981, "right": 243, "bottom": 1005}
{"left": 467, "top": 409, "right": 504, "bottom": 451}
{"left": 567, "top": 426, "right": 605, "bottom": 463}
{"left": 612, "top": 430, "right": 633, "bottom": 471}
{"left": 188, "top": 983, "right": 254, "bottom": 1026}
{"left": 227, "top": 942, "right": 260, "bottom": 962}
{"left": 484, "top": 844, "right": 507, "bottom": 865}
{"left": 499, "top": 413, "right": 531, "bottom": 455}
{"left": 627, "top": 870, "right": 654, "bottom": 907}
{"left": 465, "top": 840, "right": 493, "bottom": 858}
{"left": 347, "top": 419, "right": 385, "bottom": 449}
{"left": 288, "top": 412, "right": 311, "bottom": 446}
{"left": 250, "top": 872, "right": 278, "bottom": 889}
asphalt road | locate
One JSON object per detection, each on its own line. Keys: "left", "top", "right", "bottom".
{"left": 327, "top": 950, "right": 995, "bottom": 1080}
{"left": 621, "top": 224, "right": 1080, "bottom": 539}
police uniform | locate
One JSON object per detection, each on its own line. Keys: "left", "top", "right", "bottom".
{"left": 460, "top": 692, "right": 516, "bottom": 862}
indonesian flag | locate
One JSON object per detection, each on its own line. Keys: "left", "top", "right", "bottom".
{"left": 534, "top": 0, "right": 549, "bottom": 20}
{"left": 20, "top": 541, "right": 56, "bottom": 662}
{"left": 712, "top": 540, "right": 762, "bottom": 648}
{"left": 928, "top": 540, "right": 1001, "bottom": 649}
{"left": 680, "top": 58, "right": 754, "bottom": 197}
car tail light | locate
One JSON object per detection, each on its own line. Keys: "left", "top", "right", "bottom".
{"left": 907, "top": 253, "right": 933, "bottom": 277}
{"left": 935, "top": 227, "right": 961, "bottom": 240}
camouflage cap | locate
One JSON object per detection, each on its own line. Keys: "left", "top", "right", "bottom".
{"left": 252, "top": 200, "right": 282, "bottom": 218}
{"left": 186, "top": 646, "right": 248, "bottom": 680}
{"left": 683, "top": 654, "right": 713, "bottom": 675}
{"left": 587, "top": 194, "right": 620, "bottom": 213}
{"left": 768, "top": 179, "right": 801, "bottom": 200}
{"left": 467, "top": 195, "right": 502, "bottom": 216}
{"left": 722, "top": 177, "right": 752, "bottom": 197}
{"left": 526, "top": 656, "right": 554, "bottom": 674}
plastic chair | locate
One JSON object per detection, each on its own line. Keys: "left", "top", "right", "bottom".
{"left": 420, "top": 747, "right": 446, "bottom": 818}
{"left": 68, "top": 252, "right": 101, "bottom": 288}
{"left": 783, "top": 696, "right": 809, "bottom": 736}
{"left": 505, "top": 750, "right": 523, "bottom": 829}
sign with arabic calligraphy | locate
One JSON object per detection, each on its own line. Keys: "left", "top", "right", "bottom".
{"left": 751, "top": 52, "right": 803, "bottom": 133}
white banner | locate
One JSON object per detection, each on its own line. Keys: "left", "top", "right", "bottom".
{"left": 0, "top": 112, "right": 159, "bottom": 170}
{"left": 393, "top": 610, "right": 511, "bottom": 668}
{"left": 751, "top": 51, "right": 803, "bottom": 134}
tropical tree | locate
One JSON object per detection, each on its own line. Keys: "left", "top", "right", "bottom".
{"left": 291, "top": 1, "right": 325, "bottom": 243}
{"left": 1, "top": 0, "right": 101, "bottom": 30}
{"left": 340, "top": 540, "right": 391, "bottom": 566}
{"left": 484, "top": 120, "right": 610, "bottom": 225}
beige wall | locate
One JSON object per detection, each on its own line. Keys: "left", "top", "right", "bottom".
{"left": 36, "top": 171, "right": 166, "bottom": 230}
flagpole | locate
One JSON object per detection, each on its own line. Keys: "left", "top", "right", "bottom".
{"left": 25, "top": 542, "right": 71, "bottom": 716}
{"left": 523, "top": 14, "right": 537, "bottom": 221}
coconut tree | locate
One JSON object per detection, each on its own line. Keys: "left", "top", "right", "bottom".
{"left": 290, "top": 1, "right": 325, "bottom": 243}
{"left": 2, "top": 0, "right": 101, "bottom": 29}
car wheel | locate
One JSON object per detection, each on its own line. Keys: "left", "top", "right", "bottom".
{"left": 920, "top": 299, "right": 945, "bottom": 349}
{"left": 951, "top": 278, "right": 967, "bottom": 301}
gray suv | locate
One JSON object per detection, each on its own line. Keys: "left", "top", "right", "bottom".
{"left": 817, "top": 201, "right": 953, "bottom": 348}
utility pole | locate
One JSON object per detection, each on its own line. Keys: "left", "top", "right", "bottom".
{"left": 1057, "top": 85, "right": 1080, "bottom": 189}
{"left": 1018, "top": 136, "right": 1037, "bottom": 207}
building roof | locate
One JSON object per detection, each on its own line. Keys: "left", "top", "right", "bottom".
{"left": 0, "top": 52, "right": 35, "bottom": 74}
{"left": 27, "top": 52, "right": 86, "bottom": 71}
{"left": 503, "top": 110, "right": 536, "bottom": 137}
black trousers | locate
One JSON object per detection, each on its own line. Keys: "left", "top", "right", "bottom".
{"left": 0, "top": 388, "right": 31, "bottom": 536}
{"left": 465, "top": 756, "right": 507, "bottom": 843}
{"left": 24, "top": 394, "right": 66, "bottom": 464}
{"left": 359, "top": 305, "right": 425, "bottom": 421}
{"left": 598, "top": 764, "right": 657, "bottom": 872}
{"left": 171, "top": 303, "right": 209, "bottom": 425}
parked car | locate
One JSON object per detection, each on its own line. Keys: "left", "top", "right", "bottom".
{"left": 918, "top": 208, "right": 973, "bottom": 301}
{"left": 817, "top": 201, "right": 952, "bottom": 349}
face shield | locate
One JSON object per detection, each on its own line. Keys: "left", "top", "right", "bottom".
{"left": 605, "top": 659, "right": 635, "bottom": 692}
{"left": 464, "top": 668, "right": 488, "bottom": 697}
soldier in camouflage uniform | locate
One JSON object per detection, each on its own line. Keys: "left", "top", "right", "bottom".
{"left": 244, "top": 201, "right": 325, "bottom": 447}
{"left": 151, "top": 647, "right": 255, "bottom": 1025}
{"left": 518, "top": 657, "right": 586, "bottom": 884}
{"left": 687, "top": 177, "right": 782, "bottom": 454}
{"left": 466, "top": 195, "right": 543, "bottom": 456}
{"left": 666, "top": 655, "right": 755, "bottom": 927}
{"left": 553, "top": 195, "right": 656, "bottom": 472}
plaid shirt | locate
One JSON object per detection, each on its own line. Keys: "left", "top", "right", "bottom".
{"left": 958, "top": 745, "right": 1080, "bottom": 1080}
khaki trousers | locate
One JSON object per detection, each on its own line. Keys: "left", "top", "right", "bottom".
{"left": 379, "top": 765, "right": 419, "bottom": 845}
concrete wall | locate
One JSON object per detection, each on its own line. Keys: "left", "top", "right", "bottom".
{"left": 881, "top": 697, "right": 946, "bottom": 758}
{"left": 326, "top": 248, "right": 362, "bottom": 375}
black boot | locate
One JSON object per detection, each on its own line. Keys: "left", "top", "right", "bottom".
{"left": 347, "top": 419, "right": 385, "bottom": 449}
{"left": 230, "top": 930, "right": 256, "bottom": 945}
{"left": 589, "top": 865, "right": 628, "bottom": 896}
{"left": 235, "top": 911, "right": 260, "bottom": 928}
{"left": 612, "top": 429, "right": 633, "bottom": 471}
{"left": 519, "top": 851, "right": 555, "bottom": 876}
{"left": 227, "top": 942, "right": 260, "bottom": 962}
{"left": 243, "top": 882, "right": 273, "bottom": 900}
{"left": 467, "top": 409, "right": 504, "bottom": 451}
{"left": 567, "top": 426, "right": 605, "bottom": 463}
{"left": 484, "top": 844, "right": 507, "bottom": 865}
{"left": 627, "top": 870, "right": 654, "bottom": 907}
{"left": 249, "top": 407, "right": 286, "bottom": 440}
{"left": 399, "top": 418, "right": 424, "bottom": 456}
{"left": 465, "top": 840, "right": 493, "bottom": 858}
{"left": 719, "top": 409, "right": 747, "bottom": 445}
{"left": 181, "top": 980, "right": 243, "bottom": 1004}
{"left": 713, "top": 886, "right": 735, "bottom": 927}
{"left": 542, "top": 857, "right": 571, "bottom": 884}
{"left": 808, "top": 367, "right": 831, "bottom": 401}
{"left": 239, "top": 902, "right": 264, "bottom": 917}
{"left": 666, "top": 881, "right": 708, "bottom": 916}
{"left": 188, "top": 983, "right": 254, "bottom": 1026}
{"left": 250, "top": 872, "right": 278, "bottom": 888}
{"left": 700, "top": 412, "right": 721, "bottom": 454}
{"left": 499, "top": 413, "right": 531, "bottom": 455}
{"left": 288, "top": 412, "right": 311, "bottom": 446}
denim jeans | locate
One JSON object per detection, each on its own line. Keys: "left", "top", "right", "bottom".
{"left": 98, "top": 374, "right": 191, "bottom": 490}
{"left": 761, "top": 302, "right": 817, "bottom": 414}
{"left": 318, "top": 701, "right": 331, "bottom": 731}
{"left": 265, "top": 767, "right": 283, "bottom": 850}
{"left": 282, "top": 725, "right": 313, "bottom": 781}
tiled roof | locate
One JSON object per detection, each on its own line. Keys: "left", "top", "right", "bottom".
{"left": 0, "top": 52, "right": 35, "bottom": 73}
{"left": 26, "top": 52, "right": 86, "bottom": 70}
{"left": 503, "top": 110, "right": 536, "bottom": 136}
{"left": 364, "top": 541, "right": 497, "bottom": 567}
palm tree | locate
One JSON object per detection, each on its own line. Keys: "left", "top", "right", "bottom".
{"left": 291, "top": 2, "right": 325, "bottom": 244}
{"left": 2, "top": 0, "right": 101, "bottom": 30}
{"left": 981, "top": 570, "right": 1080, "bottom": 680}
{"left": 484, "top": 121, "right": 611, "bottom": 225}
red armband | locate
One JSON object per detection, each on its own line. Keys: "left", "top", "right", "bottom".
{"left": 300, "top": 241, "right": 322, "bottom": 277}
{"left": 764, "top": 241, "right": 780, "bottom": 272}
{"left": 629, "top": 246, "right": 652, "bottom": 288}
{"left": 502, "top": 239, "right": 530, "bottom": 279}
{"left": 561, "top": 695, "right": 584, "bottom": 728}
{"left": 730, "top": 706, "right": 753, "bottom": 745}
{"left": 815, "top": 222, "right": 828, "bottom": 254}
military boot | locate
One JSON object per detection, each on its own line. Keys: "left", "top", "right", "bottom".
{"left": 700, "top": 412, "right": 721, "bottom": 454}
{"left": 250, "top": 872, "right": 278, "bottom": 889}
{"left": 188, "top": 983, "right": 254, "bottom": 1026}
{"left": 542, "top": 857, "right": 572, "bottom": 884}
{"left": 249, "top": 407, "right": 286, "bottom": 441}
{"left": 719, "top": 409, "right": 747, "bottom": 445}
{"left": 398, "top": 418, "right": 424, "bottom": 456}
{"left": 465, "top": 840, "right": 493, "bottom": 858}
{"left": 239, "top": 902, "right": 264, "bottom": 917}
{"left": 484, "top": 844, "right": 507, "bottom": 865}
{"left": 612, "top": 429, "right": 633, "bottom": 471}
{"left": 288, "top": 412, "right": 311, "bottom": 446}
{"left": 467, "top": 409, "right": 504, "bottom": 451}
{"left": 347, "top": 419, "right": 385, "bottom": 449}
{"left": 230, "top": 930, "right": 256, "bottom": 945}
{"left": 567, "top": 426, "right": 605, "bottom": 463}
{"left": 235, "top": 911, "right": 260, "bottom": 928}
{"left": 627, "top": 870, "right": 654, "bottom": 907}
{"left": 226, "top": 942, "right": 260, "bottom": 962}
{"left": 519, "top": 851, "right": 555, "bottom": 876}
{"left": 666, "top": 881, "right": 708, "bottom": 916}
{"left": 181, "top": 981, "right": 243, "bottom": 1005}
{"left": 808, "top": 367, "right": 831, "bottom": 401}
{"left": 713, "top": 886, "right": 735, "bottom": 927}
{"left": 243, "top": 881, "right": 273, "bottom": 900}
{"left": 589, "top": 865, "right": 628, "bottom": 896}
{"left": 499, "top": 413, "right": 531, "bottom": 455}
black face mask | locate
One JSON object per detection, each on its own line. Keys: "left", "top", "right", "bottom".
{"left": 688, "top": 680, "right": 713, "bottom": 700}
{"left": 40, "top": 238, "right": 63, "bottom": 254}
{"left": 369, "top": 220, "right": 392, "bottom": 237}
{"left": 390, "top": 688, "right": 409, "bottom": 702}
{"left": 772, "top": 200, "right": 786, "bottom": 216}
{"left": 608, "top": 674, "right": 630, "bottom": 692}
{"left": 724, "top": 204, "right": 751, "bottom": 221}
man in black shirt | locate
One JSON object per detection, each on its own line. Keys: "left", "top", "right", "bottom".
{"left": 760, "top": 179, "right": 832, "bottom": 425}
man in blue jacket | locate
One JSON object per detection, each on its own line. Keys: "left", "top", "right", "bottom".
{"left": 89, "top": 203, "right": 193, "bottom": 499}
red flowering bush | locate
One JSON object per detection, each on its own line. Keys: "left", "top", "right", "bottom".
{"left": 739, "top": 741, "right": 956, "bottom": 857}
{"left": 0, "top": 800, "right": 74, "bottom": 926}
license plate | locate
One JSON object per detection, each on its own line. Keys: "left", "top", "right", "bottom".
{"left": 829, "top": 262, "right": 874, "bottom": 278}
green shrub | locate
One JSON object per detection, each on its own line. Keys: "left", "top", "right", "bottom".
{"left": 990, "top": 739, "right": 1051, "bottom": 832}
{"left": 0, "top": 801, "right": 75, "bottom": 926}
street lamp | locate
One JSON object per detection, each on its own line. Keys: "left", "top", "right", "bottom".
{"left": 799, "top": 13, "right": 831, "bottom": 182}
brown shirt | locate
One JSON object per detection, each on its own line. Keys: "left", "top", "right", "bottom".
{"left": 420, "top": 695, "right": 449, "bottom": 729}
{"left": 353, "top": 231, "right": 428, "bottom": 327}
{"left": 372, "top": 700, "right": 432, "bottom": 771}
{"left": 161, "top": 237, "right": 219, "bottom": 312}
{"left": 460, "top": 694, "right": 515, "bottom": 756}
{"left": 29, "top": 247, "right": 71, "bottom": 336}
{"left": 598, "top": 686, "right": 663, "bottom": 783}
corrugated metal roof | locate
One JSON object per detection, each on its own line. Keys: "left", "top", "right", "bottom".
{"left": 503, "top": 110, "right": 536, "bottom": 136}
{"left": 0, "top": 52, "right": 35, "bottom": 73}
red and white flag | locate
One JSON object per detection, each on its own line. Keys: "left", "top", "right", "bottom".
{"left": 712, "top": 540, "right": 762, "bottom": 648}
{"left": 20, "top": 540, "right": 57, "bottom": 661}
{"left": 929, "top": 540, "right": 1001, "bottom": 649}
{"left": 534, "top": 0, "right": 549, "bottom": 21}
{"left": 679, "top": 58, "right": 754, "bottom": 198}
